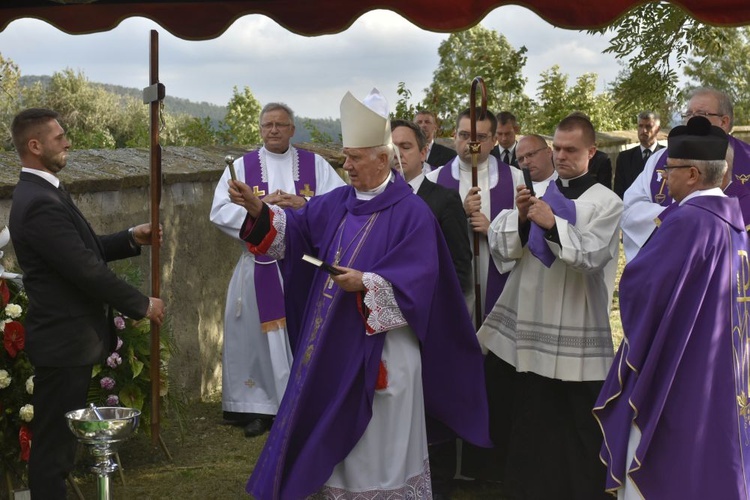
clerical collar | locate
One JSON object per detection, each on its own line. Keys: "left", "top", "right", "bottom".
{"left": 263, "top": 145, "right": 293, "bottom": 159}
{"left": 21, "top": 167, "right": 60, "bottom": 188}
{"left": 407, "top": 173, "right": 425, "bottom": 193}
{"left": 458, "top": 157, "right": 490, "bottom": 172}
{"left": 679, "top": 187, "right": 726, "bottom": 205}
{"left": 555, "top": 171, "right": 597, "bottom": 199}
{"left": 355, "top": 171, "right": 393, "bottom": 200}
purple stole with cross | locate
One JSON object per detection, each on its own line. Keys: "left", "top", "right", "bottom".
{"left": 436, "top": 159, "right": 515, "bottom": 317}
{"left": 243, "top": 148, "right": 317, "bottom": 332}
{"left": 650, "top": 135, "right": 750, "bottom": 206}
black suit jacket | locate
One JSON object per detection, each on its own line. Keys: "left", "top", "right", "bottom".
{"left": 490, "top": 145, "right": 519, "bottom": 168}
{"left": 416, "top": 178, "right": 472, "bottom": 294}
{"left": 614, "top": 144, "right": 665, "bottom": 199}
{"left": 427, "top": 142, "right": 457, "bottom": 168}
{"left": 588, "top": 150, "right": 613, "bottom": 190}
{"left": 9, "top": 172, "right": 149, "bottom": 367}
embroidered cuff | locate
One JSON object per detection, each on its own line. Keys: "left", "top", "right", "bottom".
{"left": 362, "top": 272, "right": 407, "bottom": 335}
{"left": 242, "top": 204, "right": 286, "bottom": 259}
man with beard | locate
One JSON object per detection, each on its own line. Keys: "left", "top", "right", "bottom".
{"left": 9, "top": 108, "right": 165, "bottom": 499}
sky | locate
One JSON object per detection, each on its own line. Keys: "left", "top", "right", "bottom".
{"left": 0, "top": 6, "right": 622, "bottom": 119}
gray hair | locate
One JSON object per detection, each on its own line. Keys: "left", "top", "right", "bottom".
{"left": 371, "top": 144, "right": 396, "bottom": 165}
{"left": 688, "top": 87, "right": 734, "bottom": 129}
{"left": 672, "top": 157, "right": 727, "bottom": 187}
{"left": 637, "top": 111, "right": 660, "bottom": 122}
{"left": 259, "top": 102, "right": 295, "bottom": 125}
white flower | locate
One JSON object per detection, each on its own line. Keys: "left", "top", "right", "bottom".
{"left": 19, "top": 404, "right": 34, "bottom": 422}
{"left": 0, "top": 369, "right": 11, "bottom": 389}
{"left": 25, "top": 375, "right": 34, "bottom": 395}
{"left": 4, "top": 303, "right": 22, "bottom": 319}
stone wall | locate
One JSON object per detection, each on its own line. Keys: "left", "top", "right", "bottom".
{"left": 0, "top": 145, "right": 329, "bottom": 401}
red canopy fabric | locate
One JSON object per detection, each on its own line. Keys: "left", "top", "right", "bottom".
{"left": 1, "top": 0, "right": 748, "bottom": 40}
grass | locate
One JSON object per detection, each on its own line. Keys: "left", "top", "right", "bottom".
{"left": 63, "top": 247, "right": 629, "bottom": 500}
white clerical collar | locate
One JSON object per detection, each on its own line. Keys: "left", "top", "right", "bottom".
{"left": 355, "top": 171, "right": 393, "bottom": 200}
{"left": 558, "top": 171, "right": 588, "bottom": 187}
{"left": 407, "top": 173, "right": 425, "bottom": 193}
{"left": 458, "top": 157, "right": 490, "bottom": 172}
{"left": 22, "top": 167, "right": 60, "bottom": 188}
{"left": 263, "top": 145, "right": 293, "bottom": 160}
{"left": 679, "top": 187, "right": 726, "bottom": 205}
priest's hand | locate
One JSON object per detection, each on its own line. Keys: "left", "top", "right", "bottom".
{"left": 527, "top": 199, "right": 555, "bottom": 230}
{"left": 515, "top": 184, "right": 535, "bottom": 223}
{"left": 330, "top": 266, "right": 365, "bottom": 292}
{"left": 275, "top": 191, "right": 307, "bottom": 210}
{"left": 469, "top": 212, "right": 490, "bottom": 235}
{"left": 131, "top": 223, "right": 163, "bottom": 246}
{"left": 464, "top": 186, "right": 482, "bottom": 217}
{"left": 229, "top": 180, "right": 264, "bottom": 218}
{"left": 261, "top": 191, "right": 284, "bottom": 206}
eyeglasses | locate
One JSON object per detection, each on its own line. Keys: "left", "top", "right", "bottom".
{"left": 260, "top": 122, "right": 292, "bottom": 131}
{"left": 457, "top": 131, "right": 491, "bottom": 142}
{"left": 662, "top": 165, "right": 694, "bottom": 174}
{"left": 680, "top": 111, "right": 724, "bottom": 120}
{"left": 516, "top": 146, "right": 548, "bottom": 164}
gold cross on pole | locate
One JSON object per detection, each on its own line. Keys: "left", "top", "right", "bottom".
{"left": 300, "top": 184, "right": 315, "bottom": 197}
{"left": 252, "top": 186, "right": 266, "bottom": 196}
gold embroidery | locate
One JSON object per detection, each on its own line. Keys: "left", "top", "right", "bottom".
{"left": 252, "top": 185, "right": 266, "bottom": 196}
{"left": 300, "top": 183, "right": 315, "bottom": 197}
{"left": 737, "top": 173, "right": 750, "bottom": 185}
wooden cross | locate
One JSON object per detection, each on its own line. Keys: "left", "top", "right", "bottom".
{"left": 300, "top": 183, "right": 315, "bottom": 197}
{"left": 253, "top": 186, "right": 266, "bottom": 196}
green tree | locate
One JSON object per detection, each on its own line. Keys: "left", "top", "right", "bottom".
{"left": 684, "top": 27, "right": 750, "bottom": 125}
{"left": 531, "top": 65, "right": 629, "bottom": 134}
{"left": 0, "top": 53, "right": 22, "bottom": 150}
{"left": 588, "top": 3, "right": 730, "bottom": 121}
{"left": 219, "top": 85, "right": 261, "bottom": 146}
{"left": 392, "top": 82, "right": 418, "bottom": 121}
{"left": 177, "top": 116, "right": 218, "bottom": 146}
{"left": 422, "top": 26, "right": 528, "bottom": 135}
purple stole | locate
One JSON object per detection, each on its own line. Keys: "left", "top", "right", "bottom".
{"left": 730, "top": 232, "right": 750, "bottom": 490}
{"left": 243, "top": 148, "right": 317, "bottom": 331}
{"left": 436, "top": 160, "right": 515, "bottom": 316}
{"left": 650, "top": 136, "right": 750, "bottom": 206}
{"left": 528, "top": 181, "right": 576, "bottom": 267}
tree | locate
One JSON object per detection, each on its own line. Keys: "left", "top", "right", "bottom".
{"left": 0, "top": 53, "right": 23, "bottom": 150}
{"left": 392, "top": 82, "right": 418, "bottom": 121}
{"left": 530, "top": 65, "right": 629, "bottom": 135}
{"left": 684, "top": 27, "right": 750, "bottom": 126}
{"left": 588, "top": 3, "right": 731, "bottom": 121}
{"left": 219, "top": 85, "right": 261, "bottom": 146}
{"left": 422, "top": 25, "right": 528, "bottom": 135}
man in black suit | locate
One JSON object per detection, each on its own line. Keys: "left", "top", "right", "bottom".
{"left": 392, "top": 119, "right": 471, "bottom": 293}
{"left": 414, "top": 110, "right": 456, "bottom": 168}
{"left": 391, "top": 118, "right": 472, "bottom": 497}
{"left": 9, "top": 108, "right": 166, "bottom": 499}
{"left": 614, "top": 111, "right": 663, "bottom": 198}
{"left": 490, "top": 111, "right": 520, "bottom": 167}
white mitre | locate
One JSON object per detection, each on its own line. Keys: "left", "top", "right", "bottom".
{"left": 340, "top": 88, "right": 392, "bottom": 148}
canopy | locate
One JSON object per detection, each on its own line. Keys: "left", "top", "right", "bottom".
{"left": 1, "top": 0, "right": 748, "bottom": 40}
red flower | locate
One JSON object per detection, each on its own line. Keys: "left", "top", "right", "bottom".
{"left": 3, "top": 321, "right": 25, "bottom": 358}
{"left": 0, "top": 279, "right": 8, "bottom": 308}
{"left": 19, "top": 425, "right": 32, "bottom": 462}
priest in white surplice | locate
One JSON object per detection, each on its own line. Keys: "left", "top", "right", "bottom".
{"left": 210, "top": 102, "right": 345, "bottom": 437}
{"left": 477, "top": 114, "right": 622, "bottom": 499}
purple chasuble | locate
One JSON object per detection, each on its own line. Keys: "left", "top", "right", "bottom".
{"left": 243, "top": 148, "right": 317, "bottom": 329}
{"left": 593, "top": 196, "right": 750, "bottom": 498}
{"left": 244, "top": 172, "right": 491, "bottom": 499}
{"left": 436, "top": 161, "right": 515, "bottom": 316}
{"left": 527, "top": 181, "right": 576, "bottom": 267}
{"left": 649, "top": 135, "right": 750, "bottom": 206}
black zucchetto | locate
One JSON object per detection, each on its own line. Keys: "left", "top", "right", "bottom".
{"left": 668, "top": 116, "right": 728, "bottom": 161}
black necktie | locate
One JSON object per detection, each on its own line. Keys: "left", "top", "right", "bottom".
{"left": 58, "top": 183, "right": 72, "bottom": 201}
{"left": 643, "top": 149, "right": 651, "bottom": 161}
{"left": 502, "top": 149, "right": 510, "bottom": 165}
